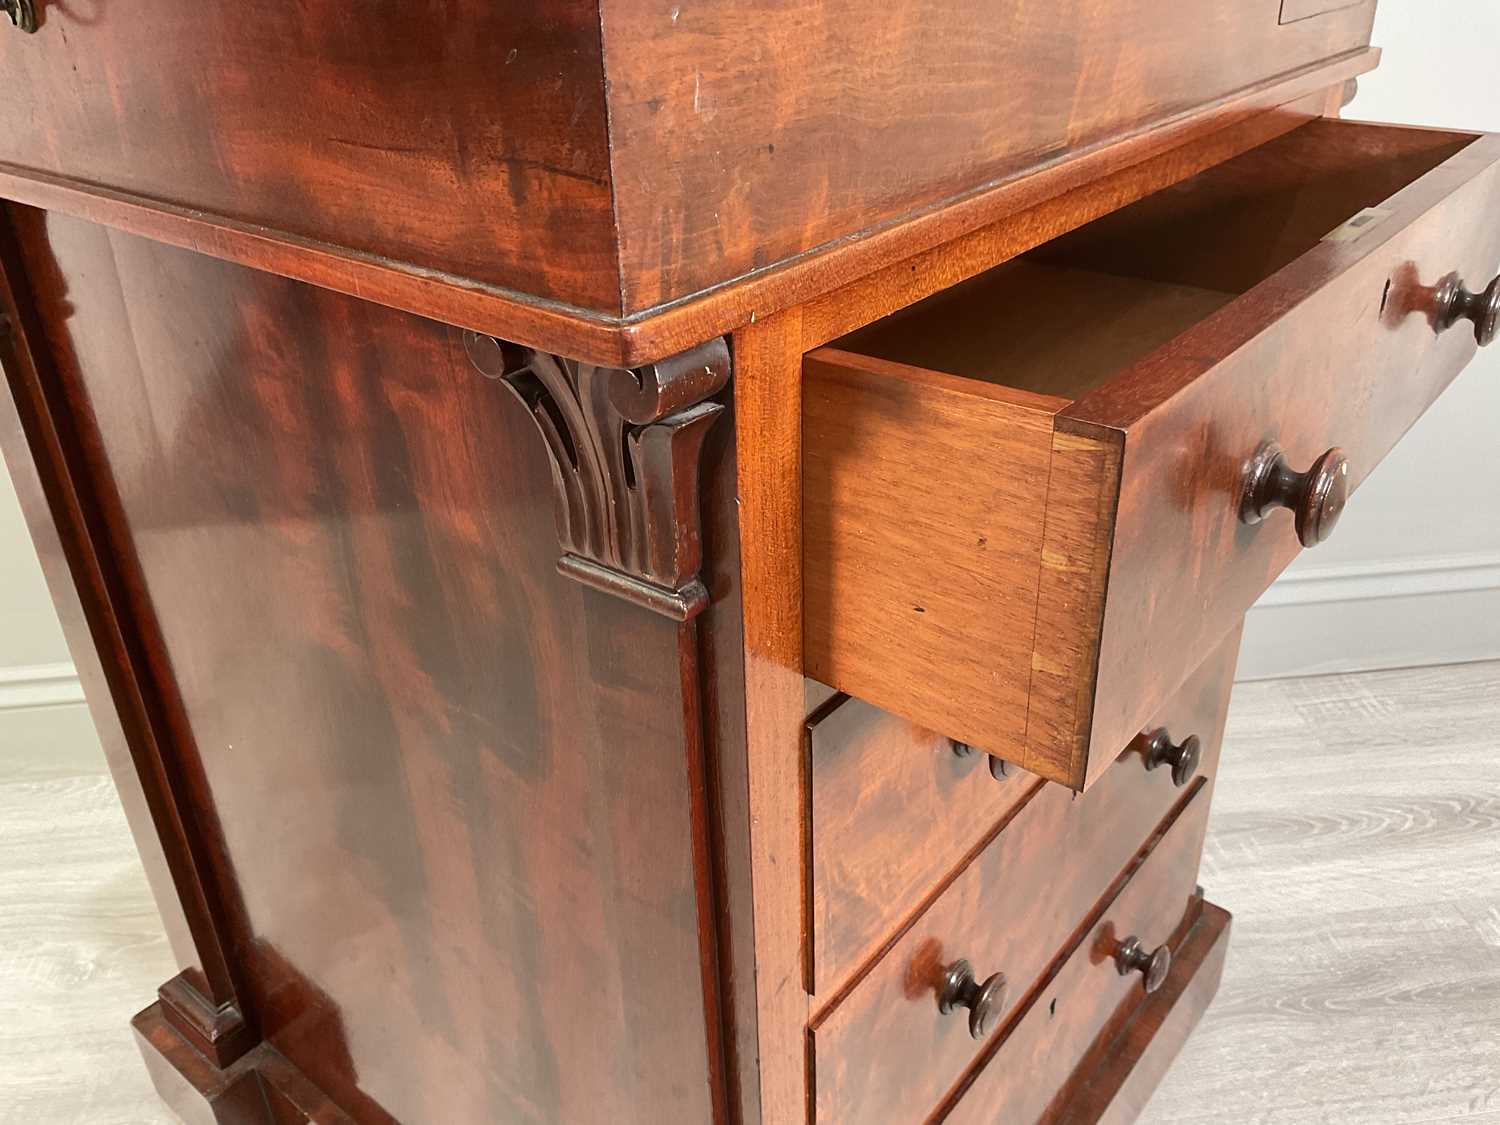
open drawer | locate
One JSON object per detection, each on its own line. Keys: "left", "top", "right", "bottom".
{"left": 804, "top": 118, "right": 1500, "bottom": 791}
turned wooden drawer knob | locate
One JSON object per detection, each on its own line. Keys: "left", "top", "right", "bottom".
{"left": 1143, "top": 729, "right": 1201, "bottom": 787}
{"left": 1115, "top": 937, "right": 1171, "bottom": 995}
{"left": 1436, "top": 272, "right": 1500, "bottom": 347}
{"left": 939, "top": 959, "right": 1007, "bottom": 1040}
{"left": 1239, "top": 441, "right": 1349, "bottom": 548}
{"left": 951, "top": 740, "right": 1013, "bottom": 781}
{"left": 1, "top": 0, "right": 36, "bottom": 31}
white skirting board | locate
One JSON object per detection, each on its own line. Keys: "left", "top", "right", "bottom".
{"left": 1238, "top": 553, "right": 1500, "bottom": 681}
{"left": 0, "top": 662, "right": 85, "bottom": 710}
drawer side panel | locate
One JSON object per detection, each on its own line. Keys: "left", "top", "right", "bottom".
{"left": 803, "top": 349, "right": 1062, "bottom": 761}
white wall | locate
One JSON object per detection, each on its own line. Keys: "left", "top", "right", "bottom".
{"left": 0, "top": 456, "right": 81, "bottom": 707}
{"left": 0, "top": 1, "right": 1495, "bottom": 694}
{"left": 1237, "top": 0, "right": 1500, "bottom": 679}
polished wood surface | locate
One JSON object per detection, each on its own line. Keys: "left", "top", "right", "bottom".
{"left": 792, "top": 85, "right": 1347, "bottom": 360}
{"left": 0, "top": 2, "right": 617, "bottom": 310}
{"left": 0, "top": 42, "right": 1374, "bottom": 369}
{"left": 0, "top": 207, "right": 729, "bottom": 1124}
{"left": 1062, "top": 119, "right": 1500, "bottom": 785}
{"left": 811, "top": 771, "right": 1211, "bottom": 1125}
{"left": 598, "top": 0, "right": 1375, "bottom": 314}
{"left": 4, "top": 3, "right": 1482, "bottom": 1118}
{"left": 14, "top": 664, "right": 1500, "bottom": 1125}
{"left": 0, "top": 1, "right": 1374, "bottom": 329}
{"left": 934, "top": 628, "right": 1243, "bottom": 1123}
{"left": 1047, "top": 903, "right": 1233, "bottom": 1125}
{"left": 807, "top": 119, "right": 1500, "bottom": 790}
{"left": 801, "top": 350, "right": 1063, "bottom": 765}
{"left": 725, "top": 309, "right": 812, "bottom": 1125}
{"left": 939, "top": 832, "right": 1216, "bottom": 1124}
{"left": 806, "top": 696, "right": 1034, "bottom": 998}
{"left": 807, "top": 621, "right": 1239, "bottom": 1125}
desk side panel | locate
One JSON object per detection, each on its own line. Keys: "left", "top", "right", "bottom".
{"left": 5, "top": 207, "right": 726, "bottom": 1124}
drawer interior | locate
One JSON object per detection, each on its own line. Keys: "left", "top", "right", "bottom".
{"left": 834, "top": 119, "right": 1476, "bottom": 402}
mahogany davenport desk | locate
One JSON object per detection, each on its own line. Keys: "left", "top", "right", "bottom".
{"left": 0, "top": 3, "right": 1494, "bottom": 1123}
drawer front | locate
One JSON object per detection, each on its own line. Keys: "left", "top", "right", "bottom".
{"left": 807, "top": 698, "right": 1034, "bottom": 998}
{"left": 938, "top": 787, "right": 1217, "bottom": 1125}
{"left": 808, "top": 630, "right": 1238, "bottom": 1124}
{"left": 1043, "top": 903, "right": 1233, "bottom": 1125}
{"left": 806, "top": 119, "right": 1500, "bottom": 792}
{"left": 1048, "top": 122, "right": 1500, "bottom": 786}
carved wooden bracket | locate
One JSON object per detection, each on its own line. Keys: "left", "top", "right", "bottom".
{"left": 464, "top": 333, "right": 731, "bottom": 621}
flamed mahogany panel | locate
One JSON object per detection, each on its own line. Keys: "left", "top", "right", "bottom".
{"left": 938, "top": 807, "right": 1214, "bottom": 1125}
{"left": 0, "top": 0, "right": 1375, "bottom": 325}
{"left": 807, "top": 631, "right": 1236, "bottom": 1125}
{"left": 0, "top": 2, "right": 617, "bottom": 310}
{"left": 0, "top": 60, "right": 1368, "bottom": 371}
{"left": 937, "top": 627, "right": 1240, "bottom": 1123}
{"left": 7, "top": 208, "right": 724, "bottom": 1125}
{"left": 600, "top": 0, "right": 1375, "bottom": 311}
{"left": 1043, "top": 903, "right": 1233, "bottom": 1125}
{"left": 806, "top": 700, "right": 1034, "bottom": 998}
{"left": 1059, "top": 122, "right": 1500, "bottom": 783}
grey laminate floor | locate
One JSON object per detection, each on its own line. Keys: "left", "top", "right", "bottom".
{"left": 1143, "top": 662, "right": 1500, "bottom": 1125}
{"left": 1, "top": 663, "right": 1497, "bottom": 1124}
{"left": 0, "top": 704, "right": 175, "bottom": 1125}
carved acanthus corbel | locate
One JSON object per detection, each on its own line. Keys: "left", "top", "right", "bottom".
{"left": 463, "top": 332, "right": 731, "bottom": 621}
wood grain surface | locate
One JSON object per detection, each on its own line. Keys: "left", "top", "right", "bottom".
{"left": 808, "top": 119, "right": 1500, "bottom": 791}
{"left": 0, "top": 0, "right": 1374, "bottom": 325}
{"left": 1066, "top": 121, "right": 1500, "bottom": 783}
{"left": 808, "top": 752, "right": 1216, "bottom": 1123}
{"left": 1047, "top": 902, "right": 1233, "bottom": 1125}
{"left": 0, "top": 1, "right": 618, "bottom": 309}
{"left": 728, "top": 309, "right": 814, "bottom": 1125}
{"left": 938, "top": 815, "right": 1216, "bottom": 1124}
{"left": 806, "top": 699, "right": 1035, "bottom": 999}
{"left": 801, "top": 349, "right": 1064, "bottom": 764}
{"left": 598, "top": 0, "right": 1375, "bottom": 312}
{"left": 0, "top": 53, "right": 1370, "bottom": 370}
{"left": 3, "top": 207, "right": 727, "bottom": 1124}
